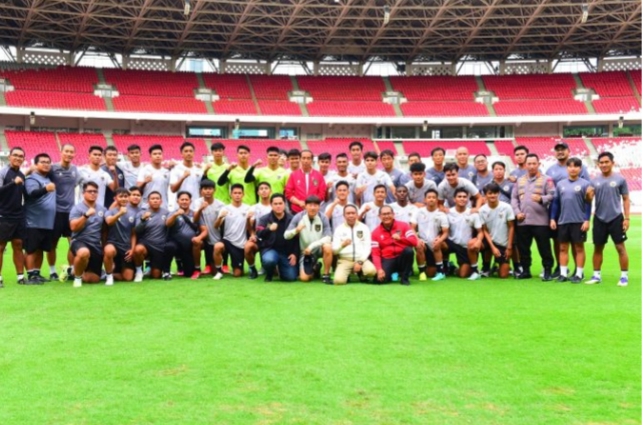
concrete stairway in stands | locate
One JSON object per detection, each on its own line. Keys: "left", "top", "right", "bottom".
{"left": 382, "top": 76, "right": 403, "bottom": 117}
{"left": 196, "top": 73, "right": 215, "bottom": 114}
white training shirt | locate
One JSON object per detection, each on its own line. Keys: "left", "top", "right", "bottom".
{"left": 170, "top": 163, "right": 204, "bottom": 201}
{"left": 447, "top": 207, "right": 482, "bottom": 247}
{"left": 389, "top": 202, "right": 418, "bottom": 224}
{"left": 413, "top": 208, "right": 449, "bottom": 247}
{"left": 220, "top": 203, "right": 251, "bottom": 249}
{"left": 78, "top": 166, "right": 113, "bottom": 207}
{"left": 358, "top": 201, "right": 384, "bottom": 232}
{"left": 479, "top": 201, "right": 515, "bottom": 247}
{"left": 138, "top": 164, "right": 171, "bottom": 206}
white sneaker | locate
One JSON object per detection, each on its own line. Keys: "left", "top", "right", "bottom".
{"left": 468, "top": 272, "right": 481, "bottom": 281}
{"left": 105, "top": 275, "right": 114, "bottom": 286}
{"left": 59, "top": 265, "right": 70, "bottom": 282}
{"left": 73, "top": 277, "right": 82, "bottom": 288}
{"left": 213, "top": 272, "right": 223, "bottom": 280}
{"left": 618, "top": 277, "right": 628, "bottom": 287}
{"left": 585, "top": 275, "right": 601, "bottom": 285}
{"left": 134, "top": 271, "right": 144, "bottom": 283}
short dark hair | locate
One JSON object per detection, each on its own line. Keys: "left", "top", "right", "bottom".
{"left": 335, "top": 152, "right": 348, "bottom": 160}
{"left": 180, "top": 141, "right": 195, "bottom": 152}
{"left": 454, "top": 187, "right": 469, "bottom": 197}
{"left": 443, "top": 162, "right": 459, "bottom": 173}
{"left": 177, "top": 191, "right": 192, "bottom": 200}
{"left": 270, "top": 193, "right": 285, "bottom": 203}
{"left": 410, "top": 162, "right": 426, "bottom": 173}
{"left": 335, "top": 180, "right": 349, "bottom": 190}
{"left": 237, "top": 145, "right": 250, "bottom": 153}
{"left": 373, "top": 184, "right": 387, "bottom": 193}
{"left": 257, "top": 181, "right": 271, "bottom": 190}
{"left": 318, "top": 152, "right": 331, "bottom": 162}
{"left": 431, "top": 147, "right": 445, "bottom": 156}
{"left": 305, "top": 195, "right": 321, "bottom": 205}
{"left": 200, "top": 179, "right": 215, "bottom": 189}
{"left": 484, "top": 182, "right": 500, "bottom": 194}
{"left": 425, "top": 188, "right": 438, "bottom": 197}
{"left": 407, "top": 152, "right": 421, "bottom": 161}
{"left": 114, "top": 187, "right": 130, "bottom": 196}
{"left": 491, "top": 161, "right": 506, "bottom": 170}
{"left": 525, "top": 153, "right": 539, "bottom": 161}
{"left": 149, "top": 144, "right": 163, "bottom": 154}
{"left": 104, "top": 145, "right": 118, "bottom": 154}
{"left": 379, "top": 205, "right": 394, "bottom": 215}
{"left": 127, "top": 144, "right": 141, "bottom": 152}
{"left": 211, "top": 142, "right": 225, "bottom": 151}
{"left": 301, "top": 149, "right": 313, "bottom": 158}
{"left": 148, "top": 191, "right": 162, "bottom": 199}
{"left": 34, "top": 153, "right": 51, "bottom": 164}
{"left": 514, "top": 145, "right": 529, "bottom": 154}
{"left": 287, "top": 148, "right": 301, "bottom": 158}
{"left": 349, "top": 141, "right": 363, "bottom": 151}
{"left": 343, "top": 204, "right": 358, "bottom": 214}
{"left": 597, "top": 151, "right": 614, "bottom": 162}
{"left": 83, "top": 181, "right": 98, "bottom": 191}
{"left": 379, "top": 149, "right": 395, "bottom": 159}
{"left": 364, "top": 151, "right": 379, "bottom": 161}
{"left": 89, "top": 145, "right": 103, "bottom": 154}
{"left": 230, "top": 183, "right": 244, "bottom": 192}
{"left": 266, "top": 146, "right": 280, "bottom": 154}
{"left": 60, "top": 143, "right": 75, "bottom": 152}
{"left": 474, "top": 154, "right": 487, "bottom": 161}
{"left": 566, "top": 157, "right": 583, "bottom": 167}
{"left": 128, "top": 186, "right": 142, "bottom": 194}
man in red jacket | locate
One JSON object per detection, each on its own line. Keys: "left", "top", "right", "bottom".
{"left": 285, "top": 149, "right": 327, "bottom": 213}
{"left": 371, "top": 205, "right": 419, "bottom": 285}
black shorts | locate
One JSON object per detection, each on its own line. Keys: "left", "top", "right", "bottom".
{"left": 420, "top": 243, "right": 437, "bottom": 267}
{"left": 70, "top": 240, "right": 103, "bottom": 276}
{"left": 482, "top": 240, "right": 509, "bottom": 265}
{"left": 223, "top": 239, "right": 245, "bottom": 270}
{"left": 446, "top": 239, "right": 470, "bottom": 266}
{"left": 25, "top": 228, "right": 53, "bottom": 254}
{"left": 558, "top": 223, "right": 587, "bottom": 244}
{"left": 593, "top": 215, "right": 627, "bottom": 245}
{"left": 52, "top": 212, "right": 72, "bottom": 240}
{"left": 0, "top": 219, "right": 25, "bottom": 243}
{"left": 142, "top": 243, "right": 166, "bottom": 271}
{"left": 112, "top": 245, "right": 135, "bottom": 273}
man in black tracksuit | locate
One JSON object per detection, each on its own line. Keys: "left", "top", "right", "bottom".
{"left": 0, "top": 147, "right": 27, "bottom": 287}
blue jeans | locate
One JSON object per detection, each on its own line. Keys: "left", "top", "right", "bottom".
{"left": 261, "top": 249, "right": 298, "bottom": 282}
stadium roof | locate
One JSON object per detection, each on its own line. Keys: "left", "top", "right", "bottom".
{"left": 1, "top": 0, "right": 641, "bottom": 63}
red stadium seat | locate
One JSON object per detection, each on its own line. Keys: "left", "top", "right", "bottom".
{"left": 307, "top": 101, "right": 395, "bottom": 117}
{"left": 0, "top": 66, "right": 98, "bottom": 92}
{"left": 103, "top": 69, "right": 198, "bottom": 98}
{"left": 202, "top": 74, "right": 252, "bottom": 99}
{"left": 112, "top": 95, "right": 208, "bottom": 114}
{"left": 6, "top": 90, "right": 106, "bottom": 111}
{"left": 257, "top": 100, "right": 301, "bottom": 116}
{"left": 57, "top": 133, "right": 108, "bottom": 165}
{"left": 483, "top": 74, "right": 577, "bottom": 99}
{"left": 307, "top": 138, "right": 376, "bottom": 157}
{"left": 297, "top": 76, "right": 386, "bottom": 101}
{"left": 400, "top": 101, "right": 488, "bottom": 117}
{"left": 580, "top": 71, "right": 635, "bottom": 97}
{"left": 5, "top": 131, "right": 59, "bottom": 165}
{"left": 389, "top": 76, "right": 478, "bottom": 101}
{"left": 495, "top": 100, "right": 587, "bottom": 116}
{"left": 249, "top": 75, "right": 293, "bottom": 100}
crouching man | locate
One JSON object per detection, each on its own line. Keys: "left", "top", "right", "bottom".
{"left": 331, "top": 204, "right": 377, "bottom": 285}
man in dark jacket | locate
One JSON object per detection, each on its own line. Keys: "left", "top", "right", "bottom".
{"left": 256, "top": 194, "right": 299, "bottom": 282}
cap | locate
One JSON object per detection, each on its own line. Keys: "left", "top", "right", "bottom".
{"left": 554, "top": 142, "right": 569, "bottom": 150}
{"left": 303, "top": 254, "right": 315, "bottom": 276}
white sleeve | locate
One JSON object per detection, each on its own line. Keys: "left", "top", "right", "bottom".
{"left": 169, "top": 167, "right": 180, "bottom": 185}
{"left": 103, "top": 170, "right": 113, "bottom": 185}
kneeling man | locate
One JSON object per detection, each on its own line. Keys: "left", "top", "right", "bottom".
{"left": 332, "top": 204, "right": 377, "bottom": 285}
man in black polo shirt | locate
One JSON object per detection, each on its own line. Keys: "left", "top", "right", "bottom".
{"left": 256, "top": 194, "right": 299, "bottom": 282}
{"left": 0, "top": 147, "right": 27, "bottom": 287}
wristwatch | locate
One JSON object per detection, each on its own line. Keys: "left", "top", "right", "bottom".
{"left": 356, "top": 261, "right": 364, "bottom": 265}
{"left": 83, "top": 212, "right": 90, "bottom": 218}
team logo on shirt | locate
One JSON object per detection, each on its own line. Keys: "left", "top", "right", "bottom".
{"left": 161, "top": 215, "right": 167, "bottom": 220}
{"left": 118, "top": 174, "right": 124, "bottom": 180}
{"left": 357, "top": 230, "right": 363, "bottom": 238}
{"left": 314, "top": 224, "right": 321, "bottom": 232}
{"left": 98, "top": 211, "right": 104, "bottom": 217}
{"left": 313, "top": 179, "right": 318, "bottom": 186}
{"left": 128, "top": 216, "right": 134, "bottom": 223}
{"left": 574, "top": 185, "right": 581, "bottom": 192}
{"left": 499, "top": 211, "right": 505, "bottom": 219}
{"left": 609, "top": 181, "right": 617, "bottom": 187}
{"left": 504, "top": 185, "right": 509, "bottom": 191}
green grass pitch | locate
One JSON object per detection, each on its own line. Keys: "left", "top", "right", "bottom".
{"left": 0, "top": 218, "right": 640, "bottom": 424}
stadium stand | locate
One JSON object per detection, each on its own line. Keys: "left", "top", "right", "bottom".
{"left": 112, "top": 95, "right": 208, "bottom": 114}
{"left": 374, "top": 141, "right": 398, "bottom": 155}
{"left": 629, "top": 70, "right": 642, "bottom": 95}
{"left": 249, "top": 75, "right": 293, "bottom": 99}
{"left": 202, "top": 74, "right": 252, "bottom": 99}
{"left": 620, "top": 168, "right": 642, "bottom": 190}
{"left": 494, "top": 140, "right": 518, "bottom": 158}
{"left": 57, "top": 132, "right": 108, "bottom": 165}
{"left": 212, "top": 99, "right": 257, "bottom": 115}
{"left": 111, "top": 134, "right": 187, "bottom": 162}
{"left": 5, "top": 91, "right": 106, "bottom": 111}
{"left": 215, "top": 139, "right": 302, "bottom": 164}
{"left": 590, "top": 136, "right": 641, "bottom": 153}
{"left": 482, "top": 74, "right": 577, "bottom": 99}
{"left": 400, "top": 101, "right": 488, "bottom": 117}
{"left": 257, "top": 100, "right": 301, "bottom": 116}
{"left": 513, "top": 136, "right": 588, "bottom": 159}
{"left": 307, "top": 138, "right": 376, "bottom": 157}
{"left": 0, "top": 66, "right": 97, "bottom": 92}
{"left": 307, "top": 101, "right": 395, "bottom": 117}
{"left": 592, "top": 97, "right": 640, "bottom": 114}
{"left": 402, "top": 141, "right": 491, "bottom": 158}
{"left": 579, "top": 71, "right": 635, "bottom": 97}
{"left": 494, "top": 100, "right": 587, "bottom": 116}
{"left": 103, "top": 69, "right": 198, "bottom": 97}
{"left": 5, "top": 130, "right": 58, "bottom": 164}
{"left": 297, "top": 76, "right": 385, "bottom": 101}
{"left": 389, "top": 76, "right": 478, "bottom": 101}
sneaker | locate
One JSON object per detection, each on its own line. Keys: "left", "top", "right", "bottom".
{"left": 248, "top": 267, "right": 258, "bottom": 280}
{"left": 551, "top": 267, "right": 561, "bottom": 279}
{"left": 391, "top": 272, "right": 399, "bottom": 282}
{"left": 418, "top": 272, "right": 427, "bottom": 281}
{"left": 221, "top": 265, "right": 230, "bottom": 274}
{"left": 480, "top": 270, "right": 490, "bottom": 278}
{"left": 202, "top": 265, "right": 213, "bottom": 275}
{"left": 176, "top": 270, "right": 184, "bottom": 277}
{"left": 556, "top": 275, "right": 569, "bottom": 283}
{"left": 569, "top": 275, "right": 582, "bottom": 284}
{"left": 541, "top": 269, "right": 553, "bottom": 282}
{"left": 134, "top": 271, "right": 144, "bottom": 283}
{"left": 258, "top": 267, "right": 265, "bottom": 276}
{"left": 73, "top": 277, "right": 82, "bottom": 288}
{"left": 400, "top": 278, "right": 410, "bottom": 286}
{"left": 17, "top": 276, "right": 26, "bottom": 285}
{"left": 213, "top": 272, "right": 223, "bottom": 280}
{"left": 35, "top": 273, "right": 47, "bottom": 283}
{"left": 516, "top": 272, "right": 533, "bottom": 280}
{"left": 432, "top": 273, "right": 446, "bottom": 281}
{"left": 468, "top": 272, "right": 481, "bottom": 281}
{"left": 59, "top": 265, "right": 70, "bottom": 282}
{"left": 585, "top": 275, "right": 601, "bottom": 285}
{"left": 190, "top": 271, "right": 201, "bottom": 280}
{"left": 50, "top": 272, "right": 59, "bottom": 281}
{"left": 322, "top": 274, "right": 332, "bottom": 285}
{"left": 105, "top": 275, "right": 114, "bottom": 286}
{"left": 617, "top": 277, "right": 628, "bottom": 287}
{"left": 162, "top": 272, "right": 172, "bottom": 281}
{"left": 143, "top": 266, "right": 151, "bottom": 276}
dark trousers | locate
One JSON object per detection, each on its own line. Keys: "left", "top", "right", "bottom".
{"left": 516, "top": 225, "right": 554, "bottom": 272}
{"left": 381, "top": 247, "right": 415, "bottom": 282}
{"left": 170, "top": 239, "right": 196, "bottom": 276}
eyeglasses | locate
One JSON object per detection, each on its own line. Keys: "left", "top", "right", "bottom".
{"left": 85, "top": 190, "right": 98, "bottom": 194}
{"left": 11, "top": 154, "right": 24, "bottom": 158}
{"left": 38, "top": 161, "right": 51, "bottom": 164}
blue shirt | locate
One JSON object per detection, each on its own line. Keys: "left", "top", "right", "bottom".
{"left": 106, "top": 205, "right": 139, "bottom": 252}
{"left": 50, "top": 163, "right": 82, "bottom": 213}
{"left": 546, "top": 162, "right": 590, "bottom": 185}
{"left": 592, "top": 173, "right": 629, "bottom": 222}
{"left": 553, "top": 178, "right": 592, "bottom": 225}
{"left": 70, "top": 202, "right": 107, "bottom": 246}
{"left": 25, "top": 173, "right": 56, "bottom": 229}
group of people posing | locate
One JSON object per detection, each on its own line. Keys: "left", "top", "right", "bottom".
{"left": 0, "top": 139, "right": 630, "bottom": 288}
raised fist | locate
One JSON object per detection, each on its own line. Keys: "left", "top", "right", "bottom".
{"left": 86, "top": 207, "right": 96, "bottom": 217}
{"left": 14, "top": 176, "right": 23, "bottom": 185}
{"left": 269, "top": 223, "right": 278, "bottom": 231}
{"left": 45, "top": 182, "right": 56, "bottom": 192}
{"left": 119, "top": 206, "right": 128, "bottom": 215}
{"left": 143, "top": 211, "right": 152, "bottom": 220}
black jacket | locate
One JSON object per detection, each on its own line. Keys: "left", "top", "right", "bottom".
{"left": 256, "top": 211, "right": 300, "bottom": 257}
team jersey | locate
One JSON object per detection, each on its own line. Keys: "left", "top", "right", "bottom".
{"left": 458, "top": 165, "right": 477, "bottom": 181}
{"left": 326, "top": 173, "right": 356, "bottom": 204}
{"left": 592, "top": 173, "right": 629, "bottom": 222}
{"left": 356, "top": 170, "right": 393, "bottom": 203}
{"left": 479, "top": 202, "right": 515, "bottom": 247}
{"left": 325, "top": 201, "right": 349, "bottom": 231}
{"left": 405, "top": 179, "right": 437, "bottom": 204}
{"left": 489, "top": 179, "right": 515, "bottom": 203}
{"left": 389, "top": 202, "right": 418, "bottom": 224}
{"left": 358, "top": 201, "right": 384, "bottom": 232}
{"left": 106, "top": 205, "right": 139, "bottom": 252}
{"left": 205, "top": 162, "right": 230, "bottom": 204}
{"left": 348, "top": 161, "right": 366, "bottom": 176}
{"left": 426, "top": 167, "right": 445, "bottom": 186}
{"left": 101, "top": 164, "right": 125, "bottom": 207}
{"left": 437, "top": 178, "right": 479, "bottom": 207}
{"left": 509, "top": 167, "right": 528, "bottom": 180}
{"left": 170, "top": 163, "right": 204, "bottom": 201}
{"left": 227, "top": 166, "right": 256, "bottom": 205}
{"left": 474, "top": 172, "right": 493, "bottom": 193}
{"left": 137, "top": 165, "right": 170, "bottom": 206}
{"left": 0, "top": 165, "right": 25, "bottom": 221}
{"left": 25, "top": 172, "right": 56, "bottom": 229}
{"left": 249, "top": 202, "right": 272, "bottom": 229}
{"left": 70, "top": 202, "right": 107, "bottom": 247}
{"left": 413, "top": 208, "right": 449, "bottom": 247}
{"left": 169, "top": 209, "right": 198, "bottom": 243}
{"left": 555, "top": 178, "right": 592, "bottom": 225}
{"left": 546, "top": 162, "right": 591, "bottom": 185}
{"left": 135, "top": 207, "right": 170, "bottom": 247}
{"left": 192, "top": 197, "right": 224, "bottom": 245}
{"left": 78, "top": 166, "right": 113, "bottom": 206}
{"left": 50, "top": 163, "right": 82, "bottom": 213}
{"left": 447, "top": 207, "right": 481, "bottom": 247}
{"left": 253, "top": 166, "right": 289, "bottom": 196}
{"left": 220, "top": 203, "right": 251, "bottom": 249}
{"left": 118, "top": 161, "right": 142, "bottom": 190}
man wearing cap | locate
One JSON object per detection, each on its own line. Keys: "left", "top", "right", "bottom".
{"left": 331, "top": 204, "right": 377, "bottom": 285}
{"left": 284, "top": 195, "right": 333, "bottom": 284}
{"left": 371, "top": 205, "right": 419, "bottom": 285}
{"left": 511, "top": 153, "right": 556, "bottom": 280}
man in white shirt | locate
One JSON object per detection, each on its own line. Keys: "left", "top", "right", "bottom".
{"left": 389, "top": 185, "right": 418, "bottom": 224}
{"left": 405, "top": 162, "right": 437, "bottom": 207}
{"left": 192, "top": 179, "right": 224, "bottom": 276}
{"left": 332, "top": 204, "right": 376, "bottom": 285}
{"left": 355, "top": 151, "right": 395, "bottom": 205}
{"left": 479, "top": 183, "right": 515, "bottom": 279}
{"left": 119, "top": 144, "right": 143, "bottom": 189}
{"left": 170, "top": 141, "right": 204, "bottom": 201}
{"left": 348, "top": 141, "right": 365, "bottom": 176}
{"left": 446, "top": 188, "right": 484, "bottom": 279}
{"left": 412, "top": 189, "right": 449, "bottom": 281}
{"left": 326, "top": 153, "right": 356, "bottom": 204}
{"left": 213, "top": 184, "right": 251, "bottom": 279}
{"left": 325, "top": 180, "right": 350, "bottom": 231}
{"left": 245, "top": 181, "right": 272, "bottom": 279}
{"left": 358, "top": 184, "right": 387, "bottom": 232}
{"left": 137, "top": 144, "right": 170, "bottom": 207}
{"left": 78, "top": 145, "right": 115, "bottom": 207}
{"left": 437, "top": 162, "right": 482, "bottom": 212}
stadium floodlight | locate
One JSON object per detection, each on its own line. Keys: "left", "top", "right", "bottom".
{"left": 383, "top": 5, "right": 391, "bottom": 25}
{"left": 29, "top": 111, "right": 35, "bottom": 125}
{"left": 581, "top": 3, "right": 588, "bottom": 24}
{"left": 184, "top": 0, "right": 190, "bottom": 16}
{"left": 422, "top": 120, "right": 428, "bottom": 132}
